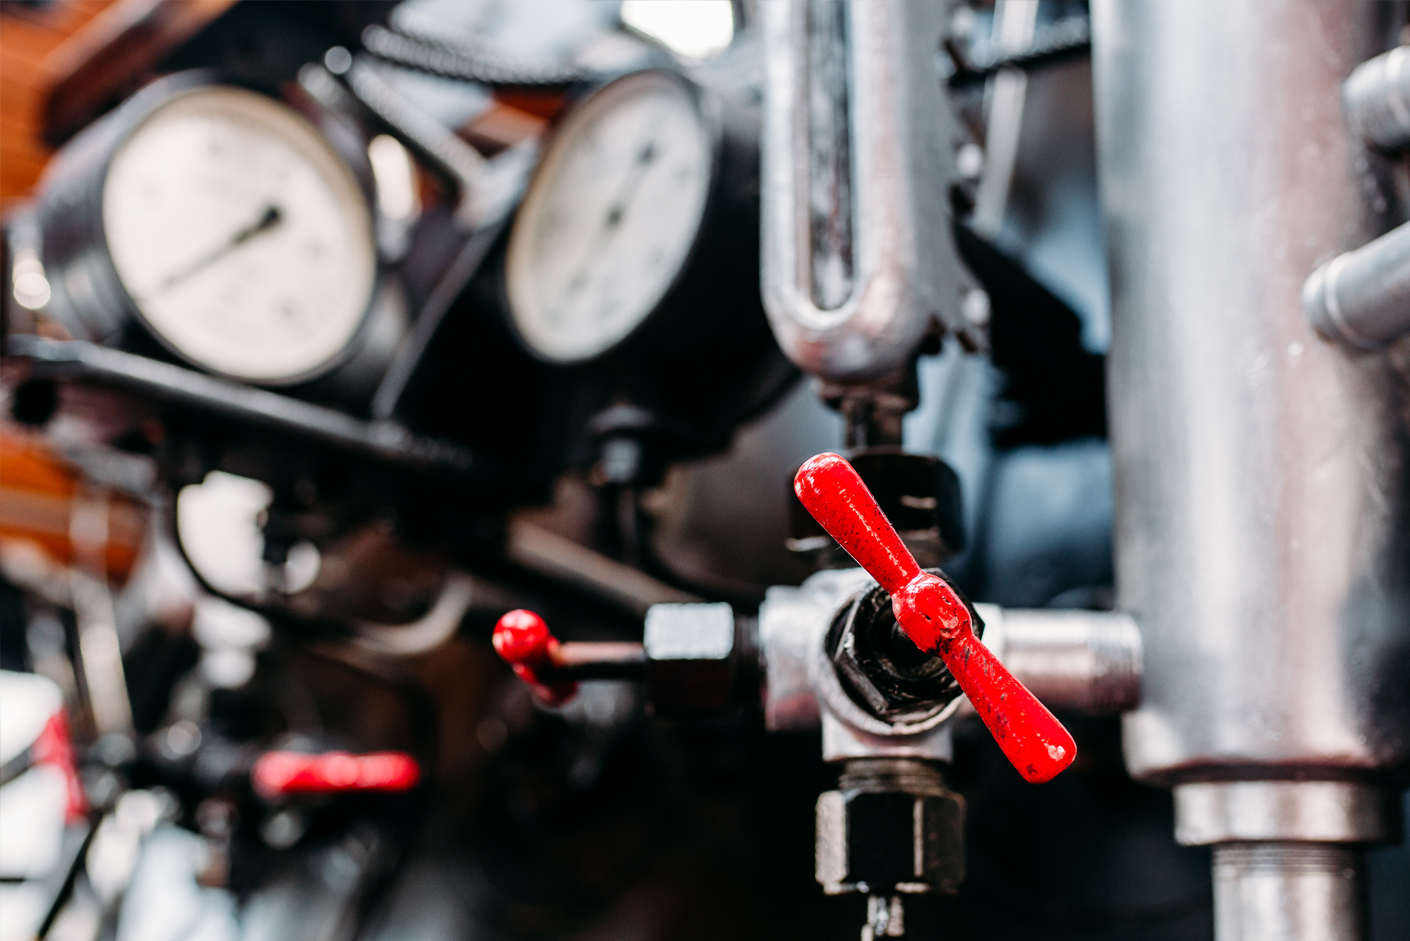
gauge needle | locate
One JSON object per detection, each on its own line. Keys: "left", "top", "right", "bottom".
{"left": 560, "top": 140, "right": 659, "bottom": 302}
{"left": 602, "top": 140, "right": 657, "bottom": 232}
{"left": 146, "top": 204, "right": 284, "bottom": 298}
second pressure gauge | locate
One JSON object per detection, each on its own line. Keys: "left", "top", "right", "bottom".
{"left": 35, "top": 72, "right": 385, "bottom": 386}
{"left": 505, "top": 69, "right": 745, "bottom": 365}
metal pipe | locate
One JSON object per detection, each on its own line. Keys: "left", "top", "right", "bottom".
{"left": 760, "top": 0, "right": 967, "bottom": 382}
{"left": 1302, "top": 220, "right": 1410, "bottom": 349}
{"left": 1092, "top": 2, "right": 1409, "bottom": 937}
{"left": 761, "top": 583, "right": 1143, "bottom": 731}
{"left": 338, "top": 56, "right": 487, "bottom": 212}
{"left": 1213, "top": 844, "right": 1366, "bottom": 941}
{"left": 973, "top": 606, "right": 1141, "bottom": 715}
{"left": 11, "top": 336, "right": 478, "bottom": 473}
{"left": 552, "top": 642, "right": 646, "bottom": 672}
{"left": 1344, "top": 44, "right": 1410, "bottom": 152}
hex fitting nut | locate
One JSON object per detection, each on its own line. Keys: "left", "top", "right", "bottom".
{"left": 643, "top": 602, "right": 736, "bottom": 717}
{"left": 815, "top": 767, "right": 965, "bottom": 895}
{"left": 829, "top": 573, "right": 979, "bottom": 723}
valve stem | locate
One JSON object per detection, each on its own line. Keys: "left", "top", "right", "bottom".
{"left": 862, "top": 895, "right": 905, "bottom": 940}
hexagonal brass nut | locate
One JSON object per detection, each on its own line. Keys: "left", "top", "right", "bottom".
{"left": 816, "top": 787, "right": 965, "bottom": 895}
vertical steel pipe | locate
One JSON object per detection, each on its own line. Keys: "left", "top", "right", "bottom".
{"left": 1213, "top": 844, "right": 1365, "bottom": 941}
{"left": 1091, "top": 2, "right": 1410, "bottom": 938}
{"left": 1344, "top": 44, "right": 1410, "bottom": 152}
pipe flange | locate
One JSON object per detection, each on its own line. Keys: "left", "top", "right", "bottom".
{"left": 1174, "top": 781, "right": 1402, "bottom": 846}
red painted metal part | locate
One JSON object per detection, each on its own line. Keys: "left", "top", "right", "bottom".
{"left": 33, "top": 710, "right": 87, "bottom": 822}
{"left": 794, "top": 452, "right": 1077, "bottom": 784}
{"left": 492, "top": 609, "right": 578, "bottom": 705}
{"left": 251, "top": 751, "right": 421, "bottom": 799}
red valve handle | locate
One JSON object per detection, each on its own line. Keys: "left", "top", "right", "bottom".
{"left": 252, "top": 751, "right": 420, "bottom": 799}
{"left": 794, "top": 452, "right": 1076, "bottom": 783}
{"left": 492, "top": 609, "right": 578, "bottom": 705}
{"left": 33, "top": 710, "right": 87, "bottom": 822}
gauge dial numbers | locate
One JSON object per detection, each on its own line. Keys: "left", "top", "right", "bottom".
{"left": 505, "top": 70, "right": 716, "bottom": 365}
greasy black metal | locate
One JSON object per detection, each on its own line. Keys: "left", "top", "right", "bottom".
{"left": 9, "top": 336, "right": 477, "bottom": 473}
{"left": 827, "top": 569, "right": 983, "bottom": 723}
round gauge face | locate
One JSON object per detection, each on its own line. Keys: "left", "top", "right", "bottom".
{"left": 102, "top": 86, "right": 377, "bottom": 382}
{"left": 505, "top": 71, "right": 714, "bottom": 364}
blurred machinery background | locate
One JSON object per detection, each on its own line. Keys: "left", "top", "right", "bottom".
{"left": 0, "top": 2, "right": 1407, "bottom": 940}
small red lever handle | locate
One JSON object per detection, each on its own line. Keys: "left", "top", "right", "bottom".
{"left": 492, "top": 609, "right": 579, "bottom": 705}
{"left": 252, "top": 751, "right": 421, "bottom": 798}
{"left": 794, "top": 452, "right": 1076, "bottom": 783}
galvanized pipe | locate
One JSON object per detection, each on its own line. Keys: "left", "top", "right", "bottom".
{"left": 971, "top": 606, "right": 1141, "bottom": 715}
{"left": 759, "top": 0, "right": 966, "bottom": 382}
{"left": 1344, "top": 44, "right": 1410, "bottom": 152}
{"left": 1213, "top": 844, "right": 1365, "bottom": 941}
{"left": 1092, "top": 1, "right": 1410, "bottom": 938}
{"left": 1303, "top": 220, "right": 1410, "bottom": 350}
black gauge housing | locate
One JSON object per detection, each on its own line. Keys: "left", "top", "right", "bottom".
{"left": 31, "top": 70, "right": 407, "bottom": 410}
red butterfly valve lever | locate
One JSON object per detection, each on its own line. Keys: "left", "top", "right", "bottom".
{"left": 794, "top": 452, "right": 1077, "bottom": 783}
{"left": 252, "top": 751, "right": 421, "bottom": 799}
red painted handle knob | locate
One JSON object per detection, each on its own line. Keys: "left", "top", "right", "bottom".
{"left": 492, "top": 609, "right": 578, "bottom": 705}
{"left": 252, "top": 751, "right": 420, "bottom": 798}
{"left": 794, "top": 452, "right": 1076, "bottom": 783}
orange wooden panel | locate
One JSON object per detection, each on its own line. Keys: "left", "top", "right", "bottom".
{"left": 0, "top": 429, "right": 145, "bottom": 580}
{"left": 0, "top": 2, "right": 109, "bottom": 203}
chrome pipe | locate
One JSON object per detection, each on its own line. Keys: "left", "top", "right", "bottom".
{"left": 1213, "top": 844, "right": 1365, "bottom": 941}
{"left": 1303, "top": 220, "right": 1410, "bottom": 350}
{"left": 1092, "top": 1, "right": 1409, "bottom": 937}
{"left": 971, "top": 606, "right": 1141, "bottom": 715}
{"left": 1344, "top": 44, "right": 1410, "bottom": 152}
{"left": 759, "top": 0, "right": 967, "bottom": 382}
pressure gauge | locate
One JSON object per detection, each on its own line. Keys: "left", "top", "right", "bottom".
{"left": 36, "top": 73, "right": 383, "bottom": 386}
{"left": 504, "top": 70, "right": 717, "bottom": 364}
{"left": 412, "top": 59, "right": 786, "bottom": 482}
